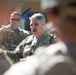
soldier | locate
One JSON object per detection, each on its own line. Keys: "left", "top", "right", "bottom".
{"left": 4, "top": 0, "right": 76, "bottom": 75}
{"left": 0, "top": 11, "right": 30, "bottom": 51}
{"left": 4, "top": 13, "right": 56, "bottom": 63}
{"left": 39, "top": 0, "right": 76, "bottom": 74}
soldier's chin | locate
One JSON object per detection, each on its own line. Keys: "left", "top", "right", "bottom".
{"left": 33, "top": 32, "right": 37, "bottom": 35}
{"left": 32, "top": 31, "right": 37, "bottom": 33}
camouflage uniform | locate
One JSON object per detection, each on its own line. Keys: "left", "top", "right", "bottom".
{"left": 0, "top": 25, "right": 30, "bottom": 51}
{"left": 6, "top": 32, "right": 56, "bottom": 63}
{"left": 4, "top": 43, "right": 76, "bottom": 75}
{"left": 33, "top": 43, "right": 76, "bottom": 75}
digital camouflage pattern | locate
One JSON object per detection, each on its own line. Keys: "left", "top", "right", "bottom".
{"left": 0, "top": 25, "right": 30, "bottom": 51}
{"left": 6, "top": 32, "right": 56, "bottom": 63}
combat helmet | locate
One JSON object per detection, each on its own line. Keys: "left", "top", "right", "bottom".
{"left": 41, "top": 0, "right": 76, "bottom": 10}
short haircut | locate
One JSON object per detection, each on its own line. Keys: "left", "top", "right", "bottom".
{"left": 29, "top": 13, "right": 46, "bottom": 22}
{"left": 10, "top": 11, "right": 21, "bottom": 17}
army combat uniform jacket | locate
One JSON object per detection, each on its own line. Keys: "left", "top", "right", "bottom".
{"left": 6, "top": 32, "right": 56, "bottom": 63}
{"left": 4, "top": 42, "right": 76, "bottom": 75}
{"left": 0, "top": 25, "right": 30, "bottom": 51}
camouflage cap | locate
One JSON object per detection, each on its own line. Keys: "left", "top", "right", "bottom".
{"left": 41, "top": 0, "right": 76, "bottom": 10}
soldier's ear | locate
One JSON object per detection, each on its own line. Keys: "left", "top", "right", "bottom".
{"left": 41, "top": 20, "right": 46, "bottom": 26}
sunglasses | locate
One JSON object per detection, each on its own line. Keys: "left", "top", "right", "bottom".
{"left": 11, "top": 18, "right": 20, "bottom": 21}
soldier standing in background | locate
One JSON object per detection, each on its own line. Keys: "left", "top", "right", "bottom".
{"left": 0, "top": 11, "right": 30, "bottom": 51}
{"left": 4, "top": 0, "right": 76, "bottom": 75}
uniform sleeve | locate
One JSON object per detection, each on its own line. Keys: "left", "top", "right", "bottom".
{"left": 0, "top": 27, "right": 7, "bottom": 50}
{"left": 0, "top": 27, "right": 10, "bottom": 51}
{"left": 6, "top": 38, "right": 27, "bottom": 63}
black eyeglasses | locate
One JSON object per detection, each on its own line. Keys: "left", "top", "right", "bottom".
{"left": 11, "top": 18, "right": 20, "bottom": 21}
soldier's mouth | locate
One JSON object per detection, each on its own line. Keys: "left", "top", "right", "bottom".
{"left": 33, "top": 29, "right": 37, "bottom": 32}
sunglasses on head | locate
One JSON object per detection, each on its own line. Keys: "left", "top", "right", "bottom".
{"left": 11, "top": 18, "right": 20, "bottom": 21}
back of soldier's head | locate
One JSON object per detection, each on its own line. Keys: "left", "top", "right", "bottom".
{"left": 41, "top": 0, "right": 76, "bottom": 44}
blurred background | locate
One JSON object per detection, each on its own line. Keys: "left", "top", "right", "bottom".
{"left": 0, "top": 0, "right": 47, "bottom": 31}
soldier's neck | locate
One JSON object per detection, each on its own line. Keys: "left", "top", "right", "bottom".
{"left": 36, "top": 31, "right": 46, "bottom": 40}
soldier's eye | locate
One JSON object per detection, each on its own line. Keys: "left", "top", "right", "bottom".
{"left": 35, "top": 23, "right": 38, "bottom": 26}
{"left": 30, "top": 24, "right": 33, "bottom": 26}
